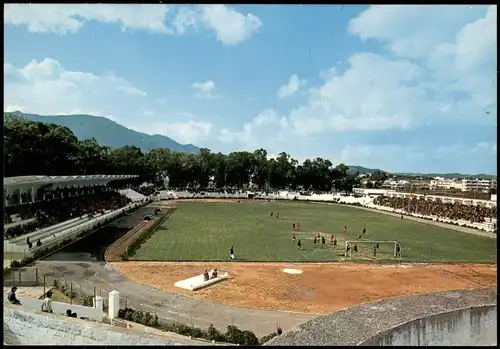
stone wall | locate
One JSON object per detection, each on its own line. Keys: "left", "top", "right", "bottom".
{"left": 4, "top": 304, "right": 177, "bottom": 345}
{"left": 264, "top": 288, "right": 497, "bottom": 346}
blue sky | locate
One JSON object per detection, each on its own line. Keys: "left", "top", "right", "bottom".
{"left": 4, "top": 4, "right": 497, "bottom": 174}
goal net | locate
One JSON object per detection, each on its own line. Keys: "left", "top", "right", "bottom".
{"left": 344, "top": 240, "right": 402, "bottom": 261}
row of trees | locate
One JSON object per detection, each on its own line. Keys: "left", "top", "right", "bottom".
{"left": 4, "top": 113, "right": 367, "bottom": 192}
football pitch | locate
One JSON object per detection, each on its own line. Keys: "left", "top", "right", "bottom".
{"left": 130, "top": 201, "right": 497, "bottom": 263}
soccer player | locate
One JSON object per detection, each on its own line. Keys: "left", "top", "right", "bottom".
{"left": 271, "top": 212, "right": 274, "bottom": 217}
{"left": 343, "top": 225, "right": 347, "bottom": 233}
{"left": 333, "top": 238, "right": 337, "bottom": 249}
{"left": 313, "top": 237, "right": 317, "bottom": 247}
{"left": 297, "top": 239, "right": 302, "bottom": 250}
{"left": 230, "top": 246, "right": 235, "bottom": 260}
{"left": 357, "top": 235, "right": 362, "bottom": 240}
{"left": 330, "top": 234, "right": 334, "bottom": 245}
{"left": 373, "top": 245, "right": 377, "bottom": 259}
{"left": 296, "top": 222, "right": 300, "bottom": 231}
{"left": 316, "top": 232, "right": 321, "bottom": 239}
{"left": 276, "top": 212, "right": 280, "bottom": 218}
{"left": 362, "top": 228, "right": 366, "bottom": 235}
{"left": 396, "top": 244, "right": 401, "bottom": 257}
{"left": 292, "top": 223, "right": 296, "bottom": 229}
{"left": 376, "top": 242, "right": 380, "bottom": 251}
{"left": 292, "top": 232, "right": 296, "bottom": 244}
{"left": 353, "top": 244, "right": 358, "bottom": 254}
{"left": 321, "top": 236, "right": 326, "bottom": 247}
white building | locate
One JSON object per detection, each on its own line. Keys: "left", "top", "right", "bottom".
{"left": 429, "top": 177, "right": 465, "bottom": 191}
{"left": 461, "top": 178, "right": 497, "bottom": 191}
{"left": 381, "top": 180, "right": 409, "bottom": 190}
{"left": 429, "top": 177, "right": 497, "bottom": 192}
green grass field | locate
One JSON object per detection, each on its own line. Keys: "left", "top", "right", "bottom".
{"left": 131, "top": 201, "right": 497, "bottom": 263}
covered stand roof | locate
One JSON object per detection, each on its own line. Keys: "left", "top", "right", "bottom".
{"left": 4, "top": 174, "right": 138, "bottom": 191}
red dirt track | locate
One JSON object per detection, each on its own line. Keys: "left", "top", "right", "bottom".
{"left": 111, "top": 261, "right": 497, "bottom": 314}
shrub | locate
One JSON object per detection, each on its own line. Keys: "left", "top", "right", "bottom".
{"left": 207, "top": 324, "right": 225, "bottom": 342}
{"left": 131, "top": 310, "right": 144, "bottom": 324}
{"left": 259, "top": 332, "right": 278, "bottom": 345}
{"left": 190, "top": 326, "right": 205, "bottom": 339}
{"left": 241, "top": 330, "right": 259, "bottom": 345}
{"left": 10, "top": 260, "right": 21, "bottom": 268}
{"left": 225, "top": 325, "right": 245, "bottom": 345}
{"left": 117, "top": 307, "right": 258, "bottom": 345}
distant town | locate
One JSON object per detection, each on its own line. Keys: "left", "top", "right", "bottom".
{"left": 357, "top": 171, "right": 496, "bottom": 201}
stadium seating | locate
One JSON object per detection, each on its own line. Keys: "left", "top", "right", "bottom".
{"left": 4, "top": 189, "right": 132, "bottom": 239}
{"left": 373, "top": 196, "right": 496, "bottom": 224}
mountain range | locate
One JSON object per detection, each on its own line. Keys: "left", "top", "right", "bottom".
{"left": 7, "top": 112, "right": 496, "bottom": 179}
{"left": 11, "top": 112, "right": 200, "bottom": 154}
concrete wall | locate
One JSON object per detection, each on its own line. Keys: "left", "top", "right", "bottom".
{"left": 4, "top": 304, "right": 177, "bottom": 345}
{"left": 360, "top": 306, "right": 497, "bottom": 346}
{"left": 264, "top": 288, "right": 497, "bottom": 346}
{"left": 18, "top": 297, "right": 104, "bottom": 322}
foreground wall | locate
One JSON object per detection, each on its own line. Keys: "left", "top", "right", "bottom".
{"left": 264, "top": 288, "right": 497, "bottom": 346}
{"left": 4, "top": 304, "right": 177, "bottom": 345}
{"left": 361, "top": 306, "right": 497, "bottom": 346}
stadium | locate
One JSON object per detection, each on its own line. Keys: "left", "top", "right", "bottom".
{"left": 4, "top": 161, "right": 497, "bottom": 345}
{"left": 3, "top": 2, "right": 497, "bottom": 339}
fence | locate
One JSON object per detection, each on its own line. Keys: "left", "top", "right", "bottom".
{"left": 51, "top": 277, "right": 111, "bottom": 311}
{"left": 4, "top": 267, "right": 42, "bottom": 288}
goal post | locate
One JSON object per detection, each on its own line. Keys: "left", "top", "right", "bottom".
{"left": 344, "top": 240, "right": 402, "bottom": 261}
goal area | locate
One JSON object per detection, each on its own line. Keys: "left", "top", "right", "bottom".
{"left": 344, "top": 240, "right": 402, "bottom": 261}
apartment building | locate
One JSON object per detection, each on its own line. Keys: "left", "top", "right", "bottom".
{"left": 461, "top": 178, "right": 497, "bottom": 191}
{"left": 430, "top": 177, "right": 497, "bottom": 192}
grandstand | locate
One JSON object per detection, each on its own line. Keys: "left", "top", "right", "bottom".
{"left": 3, "top": 175, "right": 149, "bottom": 263}
{"left": 372, "top": 194, "right": 497, "bottom": 232}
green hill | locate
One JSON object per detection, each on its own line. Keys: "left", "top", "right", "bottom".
{"left": 10, "top": 112, "right": 200, "bottom": 154}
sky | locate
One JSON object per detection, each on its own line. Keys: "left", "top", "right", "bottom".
{"left": 4, "top": 4, "right": 497, "bottom": 174}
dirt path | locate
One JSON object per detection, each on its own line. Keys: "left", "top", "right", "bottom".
{"left": 111, "top": 262, "right": 497, "bottom": 314}
{"left": 106, "top": 202, "right": 176, "bottom": 262}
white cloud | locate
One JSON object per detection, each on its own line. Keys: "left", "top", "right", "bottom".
{"left": 223, "top": 5, "right": 496, "bottom": 145}
{"left": 215, "top": 6, "right": 496, "bottom": 173}
{"left": 191, "top": 80, "right": 220, "bottom": 99}
{"left": 199, "top": 5, "right": 262, "bottom": 46}
{"left": 341, "top": 142, "right": 497, "bottom": 173}
{"left": 4, "top": 4, "right": 261, "bottom": 45}
{"left": 155, "top": 98, "right": 167, "bottom": 105}
{"left": 4, "top": 4, "right": 172, "bottom": 35}
{"left": 217, "top": 109, "right": 288, "bottom": 148}
{"left": 4, "top": 58, "right": 147, "bottom": 117}
{"left": 4, "top": 105, "right": 27, "bottom": 113}
{"left": 130, "top": 120, "right": 212, "bottom": 145}
{"left": 142, "top": 108, "right": 155, "bottom": 117}
{"left": 277, "top": 74, "right": 303, "bottom": 99}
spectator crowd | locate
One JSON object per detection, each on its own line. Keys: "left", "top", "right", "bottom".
{"left": 5, "top": 187, "right": 131, "bottom": 238}
{"left": 374, "top": 196, "right": 497, "bottom": 224}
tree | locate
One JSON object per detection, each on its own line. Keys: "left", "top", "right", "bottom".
{"left": 371, "top": 171, "right": 389, "bottom": 188}
{"left": 4, "top": 114, "right": 362, "bottom": 193}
